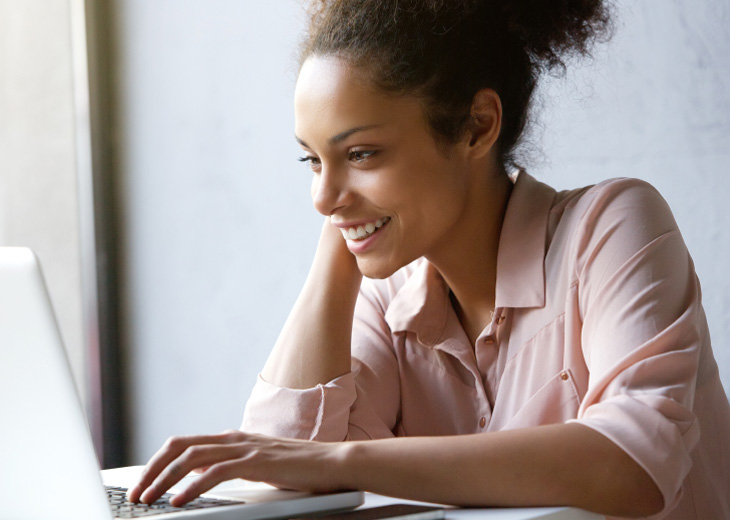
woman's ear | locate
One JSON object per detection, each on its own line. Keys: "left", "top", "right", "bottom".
{"left": 467, "top": 89, "right": 502, "bottom": 158}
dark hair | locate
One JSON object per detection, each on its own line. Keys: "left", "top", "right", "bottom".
{"left": 300, "top": 0, "right": 612, "bottom": 169}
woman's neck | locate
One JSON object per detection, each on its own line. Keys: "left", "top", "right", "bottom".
{"left": 428, "top": 167, "right": 513, "bottom": 345}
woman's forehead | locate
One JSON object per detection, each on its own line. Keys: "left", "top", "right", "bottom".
{"left": 295, "top": 56, "right": 379, "bottom": 112}
{"left": 294, "top": 56, "right": 425, "bottom": 145}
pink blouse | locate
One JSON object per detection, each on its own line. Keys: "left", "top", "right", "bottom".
{"left": 242, "top": 172, "right": 730, "bottom": 519}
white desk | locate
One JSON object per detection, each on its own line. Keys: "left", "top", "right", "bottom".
{"left": 102, "top": 467, "right": 603, "bottom": 520}
{"left": 361, "top": 492, "right": 603, "bottom": 520}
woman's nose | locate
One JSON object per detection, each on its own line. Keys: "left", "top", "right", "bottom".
{"left": 311, "top": 167, "right": 352, "bottom": 216}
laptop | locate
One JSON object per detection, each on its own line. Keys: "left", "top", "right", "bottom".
{"left": 0, "top": 247, "right": 363, "bottom": 519}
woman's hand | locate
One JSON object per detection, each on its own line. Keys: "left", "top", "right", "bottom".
{"left": 312, "top": 216, "right": 362, "bottom": 279}
{"left": 127, "top": 430, "right": 348, "bottom": 507}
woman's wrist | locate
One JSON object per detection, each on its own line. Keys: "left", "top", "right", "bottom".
{"left": 332, "top": 440, "right": 363, "bottom": 491}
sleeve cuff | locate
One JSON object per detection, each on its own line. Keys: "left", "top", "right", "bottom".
{"left": 569, "top": 394, "right": 699, "bottom": 516}
{"left": 241, "top": 372, "right": 357, "bottom": 441}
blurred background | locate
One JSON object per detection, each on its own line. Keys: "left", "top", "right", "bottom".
{"left": 1, "top": 0, "right": 728, "bottom": 469}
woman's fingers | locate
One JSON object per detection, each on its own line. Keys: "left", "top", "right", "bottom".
{"left": 128, "top": 430, "right": 244, "bottom": 504}
{"left": 129, "top": 431, "right": 340, "bottom": 507}
{"left": 170, "top": 458, "right": 249, "bottom": 507}
{"left": 140, "top": 443, "right": 245, "bottom": 504}
{"left": 127, "top": 435, "right": 195, "bottom": 503}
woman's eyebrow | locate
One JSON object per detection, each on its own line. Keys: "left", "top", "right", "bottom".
{"left": 295, "top": 124, "right": 384, "bottom": 149}
{"left": 329, "top": 124, "right": 383, "bottom": 144}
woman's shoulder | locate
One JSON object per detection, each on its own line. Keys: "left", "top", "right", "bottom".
{"left": 546, "top": 176, "right": 685, "bottom": 282}
{"left": 551, "top": 176, "right": 679, "bottom": 238}
{"left": 555, "top": 177, "right": 667, "bottom": 213}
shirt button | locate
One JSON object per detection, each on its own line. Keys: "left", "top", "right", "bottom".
{"left": 484, "top": 336, "right": 495, "bottom": 344}
{"left": 479, "top": 416, "right": 486, "bottom": 428}
{"left": 560, "top": 371, "right": 569, "bottom": 381}
{"left": 496, "top": 315, "right": 505, "bottom": 325}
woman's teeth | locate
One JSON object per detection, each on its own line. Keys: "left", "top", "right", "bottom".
{"left": 342, "top": 217, "right": 390, "bottom": 241}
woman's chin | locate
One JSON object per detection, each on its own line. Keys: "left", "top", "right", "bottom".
{"left": 356, "top": 256, "right": 402, "bottom": 280}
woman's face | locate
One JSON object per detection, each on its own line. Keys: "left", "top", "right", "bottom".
{"left": 294, "top": 56, "right": 476, "bottom": 279}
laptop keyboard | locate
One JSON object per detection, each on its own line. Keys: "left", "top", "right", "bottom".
{"left": 106, "top": 485, "right": 241, "bottom": 518}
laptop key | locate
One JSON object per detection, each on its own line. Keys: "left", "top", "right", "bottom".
{"left": 105, "top": 485, "right": 241, "bottom": 518}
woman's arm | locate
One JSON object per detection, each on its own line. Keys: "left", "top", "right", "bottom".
{"left": 260, "top": 218, "right": 362, "bottom": 389}
{"left": 128, "top": 423, "right": 662, "bottom": 518}
{"left": 341, "top": 423, "right": 663, "bottom": 518}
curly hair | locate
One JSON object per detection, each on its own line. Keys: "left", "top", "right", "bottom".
{"left": 299, "top": 0, "right": 613, "bottom": 168}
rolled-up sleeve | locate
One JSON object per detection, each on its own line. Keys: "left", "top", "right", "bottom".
{"left": 241, "top": 273, "right": 404, "bottom": 442}
{"left": 569, "top": 179, "right": 702, "bottom": 514}
{"left": 241, "top": 372, "right": 357, "bottom": 441}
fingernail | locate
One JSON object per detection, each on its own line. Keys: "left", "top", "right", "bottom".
{"left": 140, "top": 489, "right": 153, "bottom": 504}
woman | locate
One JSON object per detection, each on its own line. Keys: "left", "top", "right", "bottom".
{"left": 129, "top": 0, "right": 730, "bottom": 518}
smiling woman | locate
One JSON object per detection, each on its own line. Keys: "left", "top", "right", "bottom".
{"left": 294, "top": 56, "right": 504, "bottom": 282}
{"left": 127, "top": 1, "right": 730, "bottom": 519}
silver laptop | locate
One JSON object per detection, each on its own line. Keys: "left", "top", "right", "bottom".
{"left": 0, "top": 247, "right": 363, "bottom": 519}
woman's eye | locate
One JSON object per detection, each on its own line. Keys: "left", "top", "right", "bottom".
{"left": 297, "top": 156, "right": 321, "bottom": 171}
{"left": 348, "top": 150, "right": 376, "bottom": 162}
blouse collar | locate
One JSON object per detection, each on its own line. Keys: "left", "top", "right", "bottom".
{"left": 384, "top": 171, "right": 557, "bottom": 344}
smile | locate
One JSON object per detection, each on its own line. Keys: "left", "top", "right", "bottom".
{"left": 341, "top": 217, "right": 391, "bottom": 241}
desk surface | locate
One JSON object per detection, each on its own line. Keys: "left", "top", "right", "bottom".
{"left": 361, "top": 492, "right": 603, "bottom": 520}
{"left": 102, "top": 467, "right": 603, "bottom": 520}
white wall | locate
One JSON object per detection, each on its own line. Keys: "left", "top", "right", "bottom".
{"left": 111, "top": 0, "right": 315, "bottom": 463}
{"left": 111, "top": 0, "right": 730, "bottom": 463}
{"left": 0, "top": 0, "right": 86, "bottom": 400}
